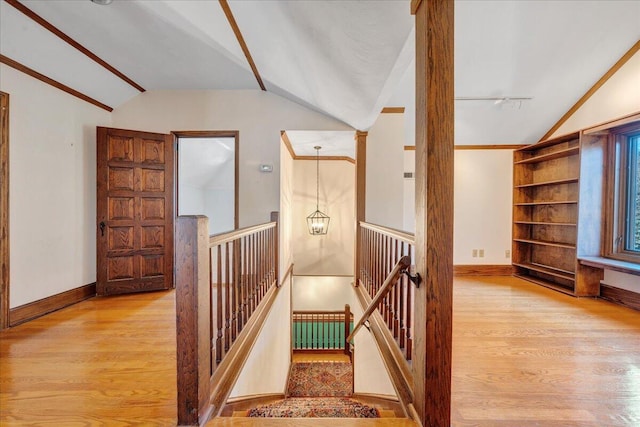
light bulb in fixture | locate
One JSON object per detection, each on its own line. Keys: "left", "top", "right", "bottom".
{"left": 91, "top": 0, "right": 113, "bottom": 5}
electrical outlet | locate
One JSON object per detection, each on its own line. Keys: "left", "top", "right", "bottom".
{"left": 505, "top": 249, "right": 511, "bottom": 258}
{"left": 472, "top": 249, "right": 478, "bottom": 258}
{"left": 479, "top": 249, "right": 485, "bottom": 258}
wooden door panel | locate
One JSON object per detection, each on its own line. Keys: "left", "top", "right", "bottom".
{"left": 109, "top": 168, "right": 135, "bottom": 191}
{"left": 141, "top": 139, "right": 165, "bottom": 163}
{"left": 140, "top": 198, "right": 164, "bottom": 220}
{"left": 97, "top": 127, "right": 173, "bottom": 296}
{"left": 108, "top": 136, "right": 134, "bottom": 162}
{"left": 109, "top": 227, "right": 134, "bottom": 250}
{"left": 109, "top": 197, "right": 135, "bottom": 220}
{"left": 141, "top": 168, "right": 165, "bottom": 192}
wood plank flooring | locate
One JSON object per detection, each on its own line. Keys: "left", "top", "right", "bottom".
{"left": 0, "top": 290, "right": 177, "bottom": 426}
{"left": 452, "top": 276, "right": 640, "bottom": 427}
{"left": 1, "top": 276, "right": 639, "bottom": 426}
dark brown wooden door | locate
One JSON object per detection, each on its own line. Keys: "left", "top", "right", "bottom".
{"left": 97, "top": 127, "right": 174, "bottom": 295}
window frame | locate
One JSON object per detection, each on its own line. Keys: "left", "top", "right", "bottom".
{"left": 603, "top": 122, "right": 640, "bottom": 263}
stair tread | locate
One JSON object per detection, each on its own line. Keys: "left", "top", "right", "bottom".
{"left": 207, "top": 418, "right": 417, "bottom": 426}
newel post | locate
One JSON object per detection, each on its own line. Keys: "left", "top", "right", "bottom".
{"left": 344, "top": 304, "right": 351, "bottom": 355}
{"left": 176, "top": 215, "right": 212, "bottom": 426}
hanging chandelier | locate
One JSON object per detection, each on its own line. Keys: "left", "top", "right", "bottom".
{"left": 307, "top": 146, "right": 330, "bottom": 235}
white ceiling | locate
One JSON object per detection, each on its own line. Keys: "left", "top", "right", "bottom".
{"left": 286, "top": 131, "right": 356, "bottom": 158}
{"left": 1, "top": 0, "right": 639, "bottom": 154}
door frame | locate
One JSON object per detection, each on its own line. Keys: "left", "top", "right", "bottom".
{"left": 173, "top": 130, "right": 240, "bottom": 231}
{"left": 1, "top": 92, "right": 9, "bottom": 330}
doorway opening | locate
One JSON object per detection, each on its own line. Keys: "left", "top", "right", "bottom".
{"left": 175, "top": 131, "right": 239, "bottom": 236}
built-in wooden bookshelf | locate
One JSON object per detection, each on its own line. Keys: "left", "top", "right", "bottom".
{"left": 512, "top": 132, "right": 600, "bottom": 296}
{"left": 513, "top": 113, "right": 640, "bottom": 303}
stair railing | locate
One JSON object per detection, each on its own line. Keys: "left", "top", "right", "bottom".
{"left": 347, "top": 256, "right": 410, "bottom": 344}
{"left": 358, "top": 222, "right": 416, "bottom": 361}
{"left": 175, "top": 213, "right": 280, "bottom": 426}
{"left": 292, "top": 304, "right": 352, "bottom": 354}
{"left": 352, "top": 221, "right": 420, "bottom": 423}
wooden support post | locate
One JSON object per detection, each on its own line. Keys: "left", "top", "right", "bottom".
{"left": 354, "top": 131, "right": 367, "bottom": 286}
{"left": 0, "top": 92, "right": 9, "bottom": 330}
{"left": 412, "top": 0, "right": 454, "bottom": 426}
{"left": 175, "top": 216, "right": 213, "bottom": 426}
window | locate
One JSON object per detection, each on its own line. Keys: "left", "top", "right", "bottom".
{"left": 606, "top": 125, "right": 640, "bottom": 262}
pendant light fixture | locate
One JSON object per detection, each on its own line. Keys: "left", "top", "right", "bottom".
{"left": 307, "top": 146, "right": 330, "bottom": 235}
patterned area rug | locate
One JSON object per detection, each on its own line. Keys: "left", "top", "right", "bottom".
{"left": 247, "top": 397, "right": 379, "bottom": 418}
{"left": 286, "top": 362, "right": 353, "bottom": 397}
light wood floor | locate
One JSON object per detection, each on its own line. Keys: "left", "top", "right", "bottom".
{"left": 1, "top": 276, "right": 639, "bottom": 426}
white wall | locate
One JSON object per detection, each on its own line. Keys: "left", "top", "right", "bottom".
{"left": 366, "top": 112, "right": 405, "bottom": 230}
{"left": 602, "top": 270, "right": 639, "bottom": 293}
{"left": 402, "top": 149, "right": 513, "bottom": 265}
{"left": 402, "top": 150, "right": 415, "bottom": 232}
{"left": 551, "top": 51, "right": 640, "bottom": 292}
{"left": 552, "top": 51, "right": 640, "bottom": 136}
{"left": 453, "top": 150, "right": 513, "bottom": 264}
{"left": 292, "top": 276, "right": 353, "bottom": 311}
{"left": 229, "top": 274, "right": 291, "bottom": 398}
{"left": 1, "top": 64, "right": 112, "bottom": 308}
{"left": 112, "top": 90, "right": 352, "bottom": 228}
{"left": 292, "top": 160, "right": 355, "bottom": 275}
{"left": 350, "top": 288, "right": 397, "bottom": 398}
{"left": 279, "top": 138, "right": 294, "bottom": 281}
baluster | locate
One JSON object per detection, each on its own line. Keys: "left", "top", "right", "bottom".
{"left": 375, "top": 231, "right": 379, "bottom": 294}
{"left": 367, "top": 229, "right": 372, "bottom": 292}
{"left": 258, "top": 231, "right": 263, "bottom": 301}
{"left": 224, "top": 242, "right": 231, "bottom": 352}
{"left": 406, "top": 276, "right": 413, "bottom": 361}
{"left": 216, "top": 246, "right": 224, "bottom": 363}
{"left": 391, "top": 239, "right": 400, "bottom": 338}
{"left": 310, "top": 313, "right": 315, "bottom": 349}
{"left": 209, "top": 247, "right": 215, "bottom": 372}
{"left": 251, "top": 234, "right": 260, "bottom": 308}
{"left": 247, "top": 234, "right": 253, "bottom": 317}
{"left": 232, "top": 239, "right": 239, "bottom": 342}
{"left": 387, "top": 239, "right": 400, "bottom": 332}
{"left": 399, "top": 269, "right": 406, "bottom": 350}
{"left": 243, "top": 236, "right": 249, "bottom": 321}
{"left": 260, "top": 230, "right": 269, "bottom": 298}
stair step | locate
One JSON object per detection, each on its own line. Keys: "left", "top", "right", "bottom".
{"left": 207, "top": 417, "right": 418, "bottom": 426}
{"left": 378, "top": 409, "right": 397, "bottom": 418}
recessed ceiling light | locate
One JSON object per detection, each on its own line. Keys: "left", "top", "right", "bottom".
{"left": 91, "top": 0, "right": 113, "bottom": 5}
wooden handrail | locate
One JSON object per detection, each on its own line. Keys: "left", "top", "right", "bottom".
{"left": 360, "top": 221, "right": 415, "bottom": 245}
{"left": 293, "top": 310, "right": 348, "bottom": 315}
{"left": 209, "top": 221, "right": 276, "bottom": 247}
{"left": 347, "top": 256, "right": 410, "bottom": 343}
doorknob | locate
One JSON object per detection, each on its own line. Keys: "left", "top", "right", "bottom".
{"left": 99, "top": 221, "right": 106, "bottom": 237}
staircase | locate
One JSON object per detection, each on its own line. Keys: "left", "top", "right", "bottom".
{"left": 212, "top": 358, "right": 411, "bottom": 425}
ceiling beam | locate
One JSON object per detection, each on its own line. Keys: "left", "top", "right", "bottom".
{"left": 0, "top": 55, "right": 113, "bottom": 112}
{"left": 539, "top": 39, "right": 640, "bottom": 141}
{"left": 219, "top": 0, "right": 266, "bottom": 91}
{"left": 4, "top": 0, "right": 145, "bottom": 93}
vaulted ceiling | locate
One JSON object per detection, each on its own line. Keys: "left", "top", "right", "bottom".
{"left": 1, "top": 0, "right": 639, "bottom": 154}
